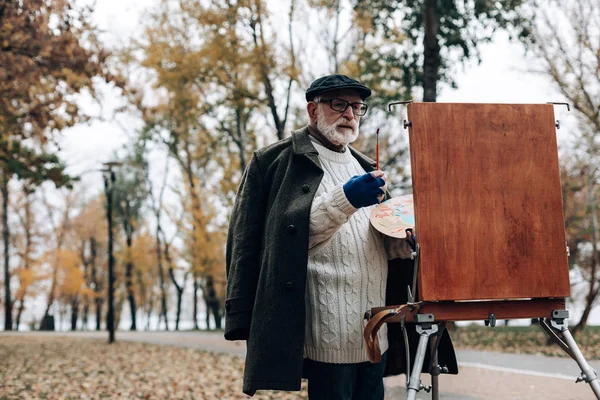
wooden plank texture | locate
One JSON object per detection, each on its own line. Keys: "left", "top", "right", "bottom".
{"left": 370, "top": 298, "right": 566, "bottom": 322}
{"left": 407, "top": 103, "right": 570, "bottom": 301}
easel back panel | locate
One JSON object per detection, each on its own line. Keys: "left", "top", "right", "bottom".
{"left": 407, "top": 103, "right": 570, "bottom": 301}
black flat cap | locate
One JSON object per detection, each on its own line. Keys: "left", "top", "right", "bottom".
{"left": 305, "top": 74, "right": 372, "bottom": 101}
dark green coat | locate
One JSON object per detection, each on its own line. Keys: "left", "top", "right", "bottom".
{"left": 225, "top": 127, "right": 457, "bottom": 396}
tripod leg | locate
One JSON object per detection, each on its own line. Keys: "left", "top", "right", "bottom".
{"left": 560, "top": 327, "right": 600, "bottom": 398}
{"left": 406, "top": 324, "right": 438, "bottom": 400}
{"left": 547, "top": 316, "right": 600, "bottom": 399}
{"left": 539, "top": 318, "right": 575, "bottom": 358}
{"left": 431, "top": 351, "right": 439, "bottom": 400}
{"left": 429, "top": 323, "right": 448, "bottom": 400}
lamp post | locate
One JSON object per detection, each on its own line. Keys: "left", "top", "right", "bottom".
{"left": 102, "top": 161, "right": 122, "bottom": 343}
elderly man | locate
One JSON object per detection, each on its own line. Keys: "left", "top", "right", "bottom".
{"left": 225, "top": 74, "right": 456, "bottom": 399}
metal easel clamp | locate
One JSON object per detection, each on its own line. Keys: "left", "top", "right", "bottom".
{"left": 431, "top": 365, "right": 449, "bottom": 375}
{"left": 409, "top": 243, "right": 420, "bottom": 304}
{"left": 576, "top": 368, "right": 598, "bottom": 384}
{"left": 550, "top": 309, "right": 569, "bottom": 332}
{"left": 415, "top": 314, "right": 435, "bottom": 324}
{"left": 388, "top": 100, "right": 413, "bottom": 112}
{"left": 546, "top": 102, "right": 571, "bottom": 111}
{"left": 484, "top": 313, "right": 497, "bottom": 327}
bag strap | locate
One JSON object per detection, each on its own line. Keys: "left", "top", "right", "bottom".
{"left": 364, "top": 304, "right": 410, "bottom": 363}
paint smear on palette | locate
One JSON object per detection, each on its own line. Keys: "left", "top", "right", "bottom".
{"left": 369, "top": 194, "right": 414, "bottom": 238}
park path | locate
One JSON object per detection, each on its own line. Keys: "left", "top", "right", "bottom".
{"left": 2, "top": 331, "right": 598, "bottom": 399}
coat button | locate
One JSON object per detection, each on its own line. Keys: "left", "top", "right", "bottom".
{"left": 285, "top": 281, "right": 293, "bottom": 291}
{"left": 287, "top": 224, "right": 297, "bottom": 234}
{"left": 302, "top": 184, "right": 310, "bottom": 193}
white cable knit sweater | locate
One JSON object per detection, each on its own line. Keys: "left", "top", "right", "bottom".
{"left": 304, "top": 138, "right": 412, "bottom": 364}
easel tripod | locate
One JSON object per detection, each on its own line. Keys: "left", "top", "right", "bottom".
{"left": 366, "top": 303, "right": 600, "bottom": 399}
{"left": 364, "top": 245, "right": 600, "bottom": 399}
{"left": 367, "top": 101, "right": 599, "bottom": 399}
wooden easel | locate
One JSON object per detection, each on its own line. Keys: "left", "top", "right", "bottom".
{"left": 366, "top": 102, "right": 600, "bottom": 399}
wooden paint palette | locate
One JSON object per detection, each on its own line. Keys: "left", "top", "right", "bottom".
{"left": 370, "top": 194, "right": 414, "bottom": 238}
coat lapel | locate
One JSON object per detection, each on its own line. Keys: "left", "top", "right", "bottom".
{"left": 291, "top": 127, "right": 322, "bottom": 172}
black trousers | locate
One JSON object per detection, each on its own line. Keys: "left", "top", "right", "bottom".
{"left": 303, "top": 352, "right": 387, "bottom": 400}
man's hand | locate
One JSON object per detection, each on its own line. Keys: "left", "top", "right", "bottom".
{"left": 405, "top": 228, "right": 417, "bottom": 251}
{"left": 370, "top": 170, "right": 388, "bottom": 203}
{"left": 343, "top": 170, "right": 387, "bottom": 208}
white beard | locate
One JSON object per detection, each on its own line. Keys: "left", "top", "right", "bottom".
{"left": 316, "top": 112, "right": 359, "bottom": 146}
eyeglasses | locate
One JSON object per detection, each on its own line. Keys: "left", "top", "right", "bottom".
{"left": 316, "top": 98, "right": 369, "bottom": 116}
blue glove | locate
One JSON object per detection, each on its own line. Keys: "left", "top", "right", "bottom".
{"left": 343, "top": 173, "right": 385, "bottom": 208}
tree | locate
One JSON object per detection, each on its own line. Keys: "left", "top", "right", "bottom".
{"left": 2, "top": 147, "right": 70, "bottom": 330}
{"left": 0, "top": 0, "right": 114, "bottom": 330}
{"left": 144, "top": 154, "right": 170, "bottom": 330}
{"left": 112, "top": 146, "right": 150, "bottom": 331}
{"left": 71, "top": 197, "right": 107, "bottom": 331}
{"left": 527, "top": 0, "right": 600, "bottom": 332}
{"left": 40, "top": 189, "right": 78, "bottom": 328}
{"left": 12, "top": 186, "right": 39, "bottom": 330}
{"left": 353, "top": 0, "right": 531, "bottom": 101}
{"left": 302, "top": 0, "right": 414, "bottom": 190}
{"left": 161, "top": 216, "right": 188, "bottom": 331}
{"left": 52, "top": 248, "right": 90, "bottom": 331}
{"left": 127, "top": 229, "right": 159, "bottom": 331}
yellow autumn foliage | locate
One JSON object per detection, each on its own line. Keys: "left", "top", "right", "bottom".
{"left": 53, "top": 249, "right": 91, "bottom": 300}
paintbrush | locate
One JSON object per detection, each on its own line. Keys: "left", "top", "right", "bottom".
{"left": 376, "top": 128, "right": 380, "bottom": 170}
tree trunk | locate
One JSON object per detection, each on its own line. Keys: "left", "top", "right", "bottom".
{"left": 105, "top": 171, "right": 116, "bottom": 342}
{"left": 203, "top": 276, "right": 222, "bottom": 330}
{"left": 145, "top": 295, "right": 154, "bottom": 331}
{"left": 212, "top": 301, "right": 222, "bottom": 329}
{"left": 2, "top": 169, "right": 12, "bottom": 330}
{"left": 15, "top": 298, "right": 24, "bottom": 330}
{"left": 180, "top": 141, "right": 210, "bottom": 332}
{"left": 95, "top": 298, "right": 103, "bottom": 331}
{"left": 81, "top": 240, "right": 89, "bottom": 330}
{"left": 70, "top": 298, "right": 79, "bottom": 331}
{"left": 42, "top": 273, "right": 58, "bottom": 322}
{"left": 82, "top": 301, "right": 89, "bottom": 330}
{"left": 573, "top": 282, "right": 597, "bottom": 334}
{"left": 125, "top": 234, "right": 137, "bottom": 331}
{"left": 155, "top": 219, "right": 169, "bottom": 331}
{"left": 234, "top": 108, "right": 247, "bottom": 172}
{"left": 89, "top": 237, "right": 103, "bottom": 331}
{"left": 115, "top": 296, "right": 125, "bottom": 331}
{"left": 165, "top": 240, "right": 185, "bottom": 331}
{"left": 14, "top": 189, "right": 34, "bottom": 331}
{"left": 573, "top": 172, "right": 599, "bottom": 333}
{"left": 193, "top": 277, "right": 199, "bottom": 330}
{"left": 422, "top": 0, "right": 439, "bottom": 102}
{"left": 176, "top": 287, "right": 183, "bottom": 330}
{"left": 250, "top": 8, "right": 287, "bottom": 140}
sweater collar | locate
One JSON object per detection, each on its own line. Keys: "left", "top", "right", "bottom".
{"left": 291, "top": 126, "right": 376, "bottom": 172}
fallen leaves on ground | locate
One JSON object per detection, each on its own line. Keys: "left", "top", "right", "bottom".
{"left": 452, "top": 325, "right": 600, "bottom": 359}
{"left": 0, "top": 336, "right": 308, "bottom": 400}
